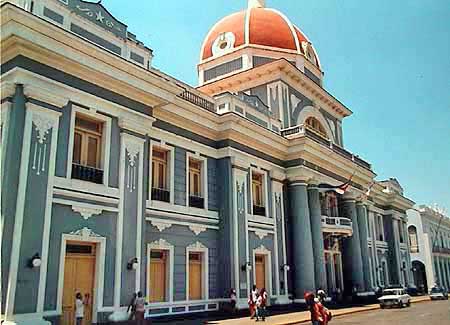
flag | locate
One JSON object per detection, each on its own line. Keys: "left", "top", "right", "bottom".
{"left": 318, "top": 172, "right": 355, "bottom": 195}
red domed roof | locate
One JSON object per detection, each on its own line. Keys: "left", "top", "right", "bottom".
{"left": 200, "top": 6, "right": 320, "bottom": 68}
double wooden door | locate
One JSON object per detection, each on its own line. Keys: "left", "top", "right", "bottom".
{"left": 62, "top": 242, "right": 96, "bottom": 325}
{"left": 255, "top": 254, "right": 266, "bottom": 290}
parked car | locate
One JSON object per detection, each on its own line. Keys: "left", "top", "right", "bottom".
{"left": 378, "top": 288, "right": 411, "bottom": 308}
{"left": 429, "top": 287, "right": 449, "bottom": 300}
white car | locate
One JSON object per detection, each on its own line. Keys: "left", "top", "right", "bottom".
{"left": 378, "top": 288, "right": 411, "bottom": 308}
{"left": 430, "top": 287, "right": 449, "bottom": 300}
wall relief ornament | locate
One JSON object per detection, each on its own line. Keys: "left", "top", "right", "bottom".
{"left": 187, "top": 241, "right": 207, "bottom": 250}
{"left": 125, "top": 141, "right": 142, "bottom": 192}
{"left": 151, "top": 220, "right": 172, "bottom": 232}
{"left": 69, "top": 227, "right": 102, "bottom": 240}
{"left": 31, "top": 112, "right": 56, "bottom": 175}
{"left": 189, "top": 224, "right": 207, "bottom": 236}
{"left": 72, "top": 206, "right": 102, "bottom": 220}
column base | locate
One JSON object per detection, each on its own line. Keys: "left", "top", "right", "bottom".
{"left": 3, "top": 317, "right": 51, "bottom": 325}
{"left": 274, "top": 295, "right": 291, "bottom": 305}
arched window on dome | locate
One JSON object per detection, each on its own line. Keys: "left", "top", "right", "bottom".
{"left": 408, "top": 225, "right": 419, "bottom": 253}
{"left": 305, "top": 116, "right": 328, "bottom": 139}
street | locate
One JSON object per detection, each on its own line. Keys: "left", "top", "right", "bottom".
{"left": 330, "top": 300, "right": 450, "bottom": 325}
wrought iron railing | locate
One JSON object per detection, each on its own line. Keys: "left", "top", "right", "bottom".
{"left": 178, "top": 90, "right": 215, "bottom": 112}
{"left": 71, "top": 163, "right": 103, "bottom": 184}
{"left": 151, "top": 188, "right": 170, "bottom": 203}
{"left": 253, "top": 205, "right": 266, "bottom": 216}
{"left": 189, "top": 195, "right": 204, "bottom": 209}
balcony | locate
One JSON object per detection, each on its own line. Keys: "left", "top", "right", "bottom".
{"left": 281, "top": 124, "right": 372, "bottom": 170}
{"left": 432, "top": 246, "right": 450, "bottom": 255}
{"left": 321, "top": 216, "right": 353, "bottom": 236}
{"left": 178, "top": 90, "right": 215, "bottom": 113}
{"left": 151, "top": 188, "right": 170, "bottom": 203}
{"left": 189, "top": 195, "right": 204, "bottom": 209}
{"left": 71, "top": 163, "right": 103, "bottom": 184}
{"left": 253, "top": 205, "right": 266, "bottom": 216}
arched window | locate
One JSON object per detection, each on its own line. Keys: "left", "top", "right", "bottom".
{"left": 408, "top": 225, "right": 419, "bottom": 253}
{"left": 305, "top": 117, "right": 328, "bottom": 138}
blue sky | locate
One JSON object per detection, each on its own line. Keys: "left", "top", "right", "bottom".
{"left": 104, "top": 0, "right": 450, "bottom": 211}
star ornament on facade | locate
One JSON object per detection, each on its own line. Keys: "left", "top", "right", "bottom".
{"left": 95, "top": 11, "right": 105, "bottom": 23}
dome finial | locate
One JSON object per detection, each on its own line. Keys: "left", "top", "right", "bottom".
{"left": 248, "top": 0, "right": 265, "bottom": 9}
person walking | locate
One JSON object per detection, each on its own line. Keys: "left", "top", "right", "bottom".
{"left": 255, "top": 288, "right": 268, "bottom": 321}
{"left": 248, "top": 291, "right": 256, "bottom": 319}
{"left": 135, "top": 291, "right": 146, "bottom": 325}
{"left": 74, "top": 292, "right": 89, "bottom": 325}
{"left": 230, "top": 288, "right": 237, "bottom": 313}
{"left": 305, "top": 292, "right": 329, "bottom": 325}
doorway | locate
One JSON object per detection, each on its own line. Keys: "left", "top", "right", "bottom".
{"left": 62, "top": 242, "right": 96, "bottom": 325}
{"left": 255, "top": 254, "right": 266, "bottom": 290}
{"left": 149, "top": 250, "right": 168, "bottom": 302}
{"left": 324, "top": 250, "right": 344, "bottom": 297}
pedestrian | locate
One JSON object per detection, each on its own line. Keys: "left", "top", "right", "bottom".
{"left": 75, "top": 292, "right": 89, "bottom": 325}
{"left": 305, "top": 292, "right": 329, "bottom": 325}
{"left": 317, "top": 288, "right": 326, "bottom": 304}
{"left": 135, "top": 291, "right": 146, "bottom": 325}
{"left": 255, "top": 287, "right": 268, "bottom": 321}
{"left": 127, "top": 292, "right": 137, "bottom": 320}
{"left": 248, "top": 291, "right": 256, "bottom": 319}
{"left": 230, "top": 288, "right": 237, "bottom": 313}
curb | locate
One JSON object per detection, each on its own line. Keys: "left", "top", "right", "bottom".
{"left": 272, "top": 297, "right": 431, "bottom": 325}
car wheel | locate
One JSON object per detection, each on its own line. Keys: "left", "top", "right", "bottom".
{"left": 407, "top": 300, "right": 411, "bottom": 307}
{"left": 380, "top": 304, "right": 385, "bottom": 309}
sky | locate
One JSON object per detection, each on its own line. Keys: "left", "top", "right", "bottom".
{"left": 103, "top": 0, "right": 450, "bottom": 212}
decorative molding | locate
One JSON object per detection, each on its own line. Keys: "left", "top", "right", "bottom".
{"left": 125, "top": 141, "right": 141, "bottom": 167}
{"left": 254, "top": 244, "right": 270, "bottom": 254}
{"left": 123, "top": 136, "right": 143, "bottom": 192}
{"left": 69, "top": 227, "right": 102, "bottom": 239}
{"left": 189, "top": 224, "right": 207, "bottom": 236}
{"left": 254, "top": 229, "right": 268, "bottom": 240}
{"left": 151, "top": 220, "right": 172, "bottom": 232}
{"left": 149, "top": 238, "right": 173, "bottom": 249}
{"left": 187, "top": 241, "right": 207, "bottom": 250}
{"left": 72, "top": 205, "right": 102, "bottom": 220}
{"left": 30, "top": 109, "right": 58, "bottom": 175}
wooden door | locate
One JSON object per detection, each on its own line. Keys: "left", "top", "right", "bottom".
{"left": 255, "top": 254, "right": 266, "bottom": 290}
{"left": 62, "top": 242, "right": 96, "bottom": 325}
{"left": 149, "top": 250, "right": 167, "bottom": 302}
{"left": 189, "top": 252, "right": 202, "bottom": 300}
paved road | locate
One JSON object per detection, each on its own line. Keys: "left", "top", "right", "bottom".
{"left": 330, "top": 300, "right": 449, "bottom": 325}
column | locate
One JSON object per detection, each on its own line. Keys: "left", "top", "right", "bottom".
{"left": 446, "top": 259, "right": 450, "bottom": 290}
{"left": 441, "top": 258, "right": 449, "bottom": 289}
{"left": 342, "top": 197, "right": 365, "bottom": 292}
{"left": 288, "top": 181, "right": 315, "bottom": 298}
{"left": 356, "top": 202, "right": 371, "bottom": 292}
{"left": 435, "top": 256, "right": 442, "bottom": 286}
{"left": 307, "top": 184, "right": 327, "bottom": 291}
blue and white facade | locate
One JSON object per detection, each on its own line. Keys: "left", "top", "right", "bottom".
{"left": 1, "top": 1, "right": 415, "bottom": 324}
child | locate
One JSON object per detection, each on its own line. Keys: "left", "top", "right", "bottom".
{"left": 75, "top": 292, "right": 89, "bottom": 325}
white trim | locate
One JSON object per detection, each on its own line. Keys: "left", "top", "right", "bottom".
{"left": 36, "top": 107, "right": 61, "bottom": 313}
{"left": 149, "top": 140, "right": 175, "bottom": 204}
{"left": 146, "top": 216, "right": 218, "bottom": 231}
{"left": 53, "top": 187, "right": 119, "bottom": 204}
{"left": 147, "top": 239, "right": 174, "bottom": 303}
{"left": 66, "top": 104, "right": 112, "bottom": 187}
{"left": 5, "top": 105, "right": 34, "bottom": 319}
{"left": 186, "top": 152, "right": 208, "bottom": 211}
{"left": 146, "top": 207, "right": 219, "bottom": 224}
{"left": 252, "top": 245, "right": 273, "bottom": 296}
{"left": 185, "top": 241, "right": 209, "bottom": 301}
{"left": 52, "top": 198, "right": 118, "bottom": 213}
{"left": 56, "top": 228, "right": 107, "bottom": 324}
{"left": 297, "top": 106, "right": 334, "bottom": 141}
{"left": 135, "top": 138, "right": 145, "bottom": 292}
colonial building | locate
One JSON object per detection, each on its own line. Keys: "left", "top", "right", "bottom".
{"left": 407, "top": 205, "right": 450, "bottom": 293}
{"left": 1, "top": 0, "right": 414, "bottom": 324}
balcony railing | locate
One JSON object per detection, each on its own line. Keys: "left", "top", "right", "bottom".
{"left": 432, "top": 246, "right": 450, "bottom": 255}
{"left": 280, "top": 124, "right": 372, "bottom": 170}
{"left": 189, "top": 195, "right": 204, "bottom": 209}
{"left": 321, "top": 216, "right": 353, "bottom": 235}
{"left": 151, "top": 188, "right": 170, "bottom": 203}
{"left": 178, "top": 90, "right": 215, "bottom": 113}
{"left": 253, "top": 205, "right": 266, "bottom": 216}
{"left": 71, "top": 163, "right": 103, "bottom": 184}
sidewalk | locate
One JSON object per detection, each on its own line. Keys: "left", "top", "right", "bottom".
{"left": 203, "top": 296, "right": 430, "bottom": 325}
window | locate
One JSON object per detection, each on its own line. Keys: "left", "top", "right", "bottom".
{"left": 71, "top": 114, "right": 104, "bottom": 184}
{"left": 320, "top": 192, "right": 338, "bottom": 218}
{"left": 305, "top": 116, "right": 327, "bottom": 139}
{"left": 376, "top": 215, "right": 385, "bottom": 242}
{"left": 399, "top": 221, "right": 405, "bottom": 243}
{"left": 151, "top": 147, "right": 170, "bottom": 202}
{"left": 188, "top": 157, "right": 205, "bottom": 209}
{"left": 252, "top": 172, "right": 265, "bottom": 216}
